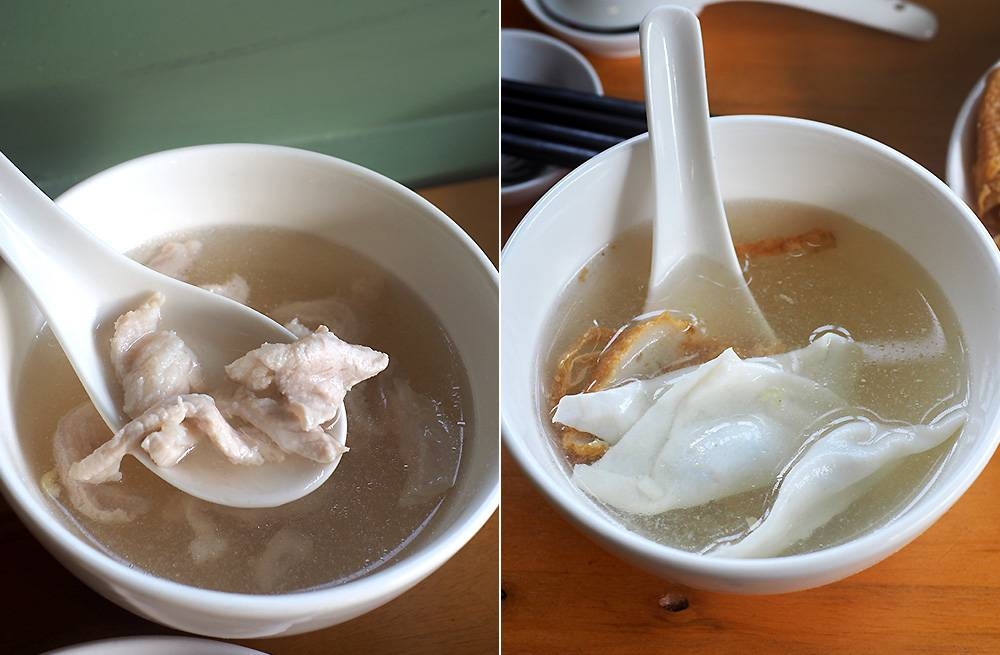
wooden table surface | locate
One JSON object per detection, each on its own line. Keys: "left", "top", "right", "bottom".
{"left": 0, "top": 177, "right": 499, "bottom": 654}
{"left": 501, "top": 1, "right": 1000, "bottom": 653}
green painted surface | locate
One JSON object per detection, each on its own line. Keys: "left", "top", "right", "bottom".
{"left": 0, "top": 0, "right": 498, "bottom": 194}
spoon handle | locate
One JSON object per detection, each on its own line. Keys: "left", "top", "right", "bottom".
{"left": 640, "top": 7, "right": 777, "bottom": 348}
{"left": 641, "top": 7, "right": 739, "bottom": 290}
{"left": 0, "top": 152, "right": 126, "bottom": 426}
{"left": 709, "top": 0, "right": 937, "bottom": 40}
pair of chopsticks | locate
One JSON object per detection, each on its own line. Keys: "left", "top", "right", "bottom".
{"left": 502, "top": 78, "right": 647, "bottom": 168}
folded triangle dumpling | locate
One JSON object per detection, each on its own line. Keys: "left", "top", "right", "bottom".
{"left": 711, "top": 410, "right": 967, "bottom": 558}
{"left": 568, "top": 334, "right": 865, "bottom": 514}
{"left": 555, "top": 332, "right": 860, "bottom": 446}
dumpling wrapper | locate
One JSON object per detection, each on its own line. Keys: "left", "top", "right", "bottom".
{"left": 572, "top": 343, "right": 856, "bottom": 515}
{"left": 712, "top": 410, "right": 967, "bottom": 558}
{"left": 556, "top": 332, "right": 861, "bottom": 446}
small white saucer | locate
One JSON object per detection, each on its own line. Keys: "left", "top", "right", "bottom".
{"left": 502, "top": 29, "right": 604, "bottom": 206}
{"left": 521, "top": 0, "right": 640, "bottom": 58}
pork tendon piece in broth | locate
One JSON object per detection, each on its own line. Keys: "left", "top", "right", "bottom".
{"left": 270, "top": 297, "right": 362, "bottom": 344}
{"left": 199, "top": 274, "right": 250, "bottom": 305}
{"left": 143, "top": 239, "right": 249, "bottom": 304}
{"left": 70, "top": 393, "right": 273, "bottom": 484}
{"left": 226, "top": 325, "right": 389, "bottom": 431}
{"left": 143, "top": 239, "right": 204, "bottom": 279}
{"left": 110, "top": 292, "right": 204, "bottom": 418}
{"left": 222, "top": 387, "right": 348, "bottom": 464}
{"left": 68, "top": 293, "right": 388, "bottom": 488}
{"left": 52, "top": 403, "right": 151, "bottom": 523}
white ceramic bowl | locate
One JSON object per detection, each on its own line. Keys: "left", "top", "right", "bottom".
{"left": 0, "top": 144, "right": 499, "bottom": 636}
{"left": 541, "top": 0, "right": 658, "bottom": 31}
{"left": 521, "top": 0, "right": 640, "bottom": 59}
{"left": 45, "top": 636, "right": 266, "bottom": 655}
{"left": 502, "top": 29, "right": 603, "bottom": 206}
{"left": 946, "top": 59, "right": 1000, "bottom": 210}
{"left": 502, "top": 116, "right": 1000, "bottom": 594}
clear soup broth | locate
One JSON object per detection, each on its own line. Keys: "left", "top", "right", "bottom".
{"left": 20, "top": 225, "right": 470, "bottom": 593}
{"left": 542, "top": 199, "right": 968, "bottom": 555}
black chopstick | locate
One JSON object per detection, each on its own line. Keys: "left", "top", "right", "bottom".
{"left": 501, "top": 79, "right": 724, "bottom": 169}
{"left": 503, "top": 96, "right": 646, "bottom": 139}
{"left": 501, "top": 133, "right": 599, "bottom": 169}
{"left": 502, "top": 78, "right": 647, "bottom": 123}
{"left": 502, "top": 115, "right": 623, "bottom": 152}
{"left": 501, "top": 80, "right": 652, "bottom": 168}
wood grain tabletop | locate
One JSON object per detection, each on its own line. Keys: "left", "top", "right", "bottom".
{"left": 0, "top": 176, "right": 499, "bottom": 655}
{"left": 501, "top": 1, "right": 1000, "bottom": 653}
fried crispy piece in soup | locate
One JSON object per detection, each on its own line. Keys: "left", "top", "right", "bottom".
{"left": 733, "top": 227, "right": 835, "bottom": 263}
{"left": 553, "top": 314, "right": 719, "bottom": 464}
{"left": 550, "top": 228, "right": 835, "bottom": 463}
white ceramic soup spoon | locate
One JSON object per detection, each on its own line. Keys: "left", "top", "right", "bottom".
{"left": 0, "top": 152, "right": 344, "bottom": 508}
{"left": 542, "top": 0, "right": 937, "bottom": 41}
{"left": 640, "top": 7, "right": 777, "bottom": 349}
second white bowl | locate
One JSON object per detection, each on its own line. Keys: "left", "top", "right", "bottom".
{"left": 502, "top": 28, "right": 603, "bottom": 206}
{"left": 502, "top": 116, "right": 1000, "bottom": 594}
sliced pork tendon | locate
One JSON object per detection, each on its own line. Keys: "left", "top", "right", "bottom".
{"left": 142, "top": 240, "right": 204, "bottom": 280}
{"left": 109, "top": 293, "right": 163, "bottom": 380}
{"left": 199, "top": 274, "right": 250, "bottom": 305}
{"left": 223, "top": 388, "right": 347, "bottom": 464}
{"left": 72, "top": 291, "right": 387, "bottom": 484}
{"left": 253, "top": 527, "right": 314, "bottom": 592}
{"left": 184, "top": 497, "right": 229, "bottom": 564}
{"left": 69, "top": 394, "right": 269, "bottom": 483}
{"left": 389, "top": 379, "right": 460, "bottom": 507}
{"left": 122, "top": 331, "right": 204, "bottom": 418}
{"left": 226, "top": 325, "right": 389, "bottom": 430}
{"left": 52, "top": 403, "right": 150, "bottom": 523}
{"left": 111, "top": 293, "right": 203, "bottom": 417}
{"left": 141, "top": 422, "right": 199, "bottom": 467}
{"left": 282, "top": 318, "right": 313, "bottom": 339}
{"left": 269, "top": 297, "right": 363, "bottom": 344}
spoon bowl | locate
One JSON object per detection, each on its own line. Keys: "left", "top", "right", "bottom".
{"left": 640, "top": 7, "right": 776, "bottom": 349}
{"left": 0, "top": 152, "right": 340, "bottom": 508}
{"left": 132, "top": 418, "right": 344, "bottom": 509}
